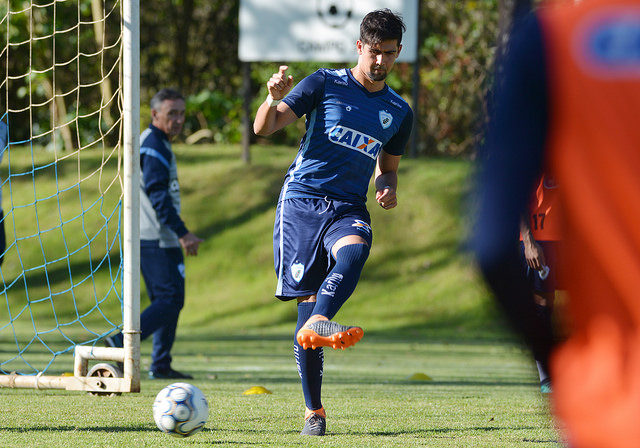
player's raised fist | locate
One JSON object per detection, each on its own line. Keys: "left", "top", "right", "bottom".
{"left": 267, "top": 65, "right": 294, "bottom": 100}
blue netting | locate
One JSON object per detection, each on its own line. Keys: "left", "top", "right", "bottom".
{"left": 1, "top": 0, "right": 126, "bottom": 376}
{"left": 0, "top": 126, "right": 124, "bottom": 375}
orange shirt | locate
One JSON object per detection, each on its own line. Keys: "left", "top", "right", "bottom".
{"left": 525, "top": 175, "right": 561, "bottom": 241}
{"left": 540, "top": 1, "right": 640, "bottom": 446}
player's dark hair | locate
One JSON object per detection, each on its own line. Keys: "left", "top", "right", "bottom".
{"left": 150, "top": 88, "right": 184, "bottom": 111}
{"left": 359, "top": 9, "right": 406, "bottom": 46}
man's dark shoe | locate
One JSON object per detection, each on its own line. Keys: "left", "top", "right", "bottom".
{"left": 148, "top": 368, "right": 193, "bottom": 380}
{"left": 104, "top": 335, "right": 122, "bottom": 348}
{"left": 300, "top": 413, "right": 326, "bottom": 436}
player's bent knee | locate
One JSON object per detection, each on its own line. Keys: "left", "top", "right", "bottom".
{"left": 335, "top": 243, "right": 370, "bottom": 268}
{"left": 297, "top": 295, "right": 317, "bottom": 303}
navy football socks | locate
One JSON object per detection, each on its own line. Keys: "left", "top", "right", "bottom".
{"left": 295, "top": 301, "right": 324, "bottom": 411}
{"left": 312, "top": 243, "right": 370, "bottom": 320}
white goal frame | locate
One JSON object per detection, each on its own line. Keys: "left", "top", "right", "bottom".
{"left": 0, "top": 0, "right": 141, "bottom": 394}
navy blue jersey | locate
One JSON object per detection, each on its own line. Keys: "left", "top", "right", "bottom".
{"left": 281, "top": 68, "right": 413, "bottom": 204}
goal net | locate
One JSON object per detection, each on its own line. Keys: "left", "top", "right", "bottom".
{"left": 0, "top": 0, "right": 140, "bottom": 393}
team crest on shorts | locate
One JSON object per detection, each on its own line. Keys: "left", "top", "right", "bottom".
{"left": 352, "top": 219, "right": 372, "bottom": 236}
{"left": 291, "top": 262, "right": 305, "bottom": 283}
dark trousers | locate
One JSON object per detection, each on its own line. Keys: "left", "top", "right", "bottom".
{"left": 140, "top": 241, "right": 185, "bottom": 372}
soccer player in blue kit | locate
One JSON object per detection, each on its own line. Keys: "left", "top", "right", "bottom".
{"left": 254, "top": 9, "right": 413, "bottom": 436}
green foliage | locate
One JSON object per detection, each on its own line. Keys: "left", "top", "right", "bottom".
{"left": 416, "top": 1, "right": 500, "bottom": 156}
{"left": 3, "top": 1, "right": 520, "bottom": 155}
{"left": 2, "top": 0, "right": 121, "bottom": 148}
{"left": 151, "top": 1, "right": 507, "bottom": 154}
{"left": 184, "top": 90, "right": 243, "bottom": 143}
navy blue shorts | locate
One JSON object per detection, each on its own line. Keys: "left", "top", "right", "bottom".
{"left": 273, "top": 197, "right": 373, "bottom": 301}
{"left": 520, "top": 240, "right": 560, "bottom": 293}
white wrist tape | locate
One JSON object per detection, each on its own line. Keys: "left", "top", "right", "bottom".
{"left": 266, "top": 94, "right": 281, "bottom": 107}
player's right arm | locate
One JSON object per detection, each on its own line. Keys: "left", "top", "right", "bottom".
{"left": 253, "top": 65, "right": 298, "bottom": 135}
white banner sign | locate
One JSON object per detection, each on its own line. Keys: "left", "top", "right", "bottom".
{"left": 239, "top": 0, "right": 418, "bottom": 63}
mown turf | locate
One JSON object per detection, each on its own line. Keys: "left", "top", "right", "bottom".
{"left": 0, "top": 333, "right": 561, "bottom": 447}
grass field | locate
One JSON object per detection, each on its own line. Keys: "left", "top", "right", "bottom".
{"left": 0, "top": 144, "right": 562, "bottom": 446}
{"left": 1, "top": 334, "right": 561, "bottom": 447}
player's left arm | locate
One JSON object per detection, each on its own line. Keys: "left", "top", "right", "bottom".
{"left": 375, "top": 106, "right": 413, "bottom": 210}
{"left": 375, "top": 150, "right": 401, "bottom": 210}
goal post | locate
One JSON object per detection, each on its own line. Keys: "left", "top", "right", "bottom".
{"left": 121, "top": 0, "right": 141, "bottom": 393}
{"left": 0, "top": 0, "right": 140, "bottom": 394}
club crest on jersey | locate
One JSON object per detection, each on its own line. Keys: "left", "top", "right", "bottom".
{"left": 291, "top": 262, "right": 305, "bottom": 283}
{"left": 328, "top": 125, "right": 382, "bottom": 160}
{"left": 379, "top": 110, "right": 393, "bottom": 129}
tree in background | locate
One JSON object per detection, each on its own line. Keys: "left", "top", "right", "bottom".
{"left": 138, "top": 0, "right": 517, "bottom": 156}
{"left": 3, "top": 0, "right": 531, "bottom": 156}
{"left": 1, "top": 0, "right": 121, "bottom": 149}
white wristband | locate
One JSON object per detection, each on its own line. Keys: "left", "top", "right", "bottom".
{"left": 266, "top": 94, "right": 281, "bottom": 108}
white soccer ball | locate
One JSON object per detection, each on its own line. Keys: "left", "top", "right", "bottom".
{"left": 152, "top": 382, "right": 209, "bottom": 438}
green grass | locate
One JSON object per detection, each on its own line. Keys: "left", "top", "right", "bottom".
{"left": 0, "top": 335, "right": 560, "bottom": 447}
{"left": 0, "top": 144, "right": 561, "bottom": 446}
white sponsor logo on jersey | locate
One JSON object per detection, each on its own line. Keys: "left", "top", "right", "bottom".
{"left": 328, "top": 125, "right": 382, "bottom": 159}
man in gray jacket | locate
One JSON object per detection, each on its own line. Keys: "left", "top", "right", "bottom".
{"left": 109, "top": 88, "right": 203, "bottom": 379}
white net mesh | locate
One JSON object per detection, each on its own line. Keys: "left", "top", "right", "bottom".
{"left": 0, "top": 0, "right": 124, "bottom": 375}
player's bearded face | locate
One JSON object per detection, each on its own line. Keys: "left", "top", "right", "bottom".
{"left": 368, "top": 64, "right": 388, "bottom": 81}
{"left": 360, "top": 40, "right": 401, "bottom": 82}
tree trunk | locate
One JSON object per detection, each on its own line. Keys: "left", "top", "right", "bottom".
{"left": 41, "top": 78, "right": 74, "bottom": 150}
{"left": 174, "top": 0, "right": 195, "bottom": 91}
{"left": 91, "top": 0, "right": 115, "bottom": 128}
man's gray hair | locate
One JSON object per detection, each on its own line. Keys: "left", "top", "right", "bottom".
{"left": 150, "top": 88, "right": 184, "bottom": 112}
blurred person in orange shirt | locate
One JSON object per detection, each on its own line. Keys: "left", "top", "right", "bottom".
{"left": 519, "top": 174, "right": 561, "bottom": 393}
{"left": 474, "top": 0, "right": 640, "bottom": 446}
